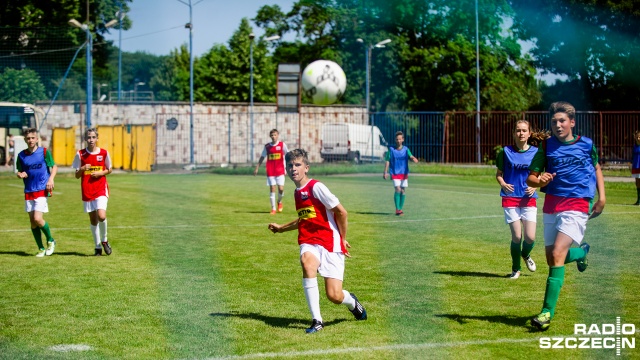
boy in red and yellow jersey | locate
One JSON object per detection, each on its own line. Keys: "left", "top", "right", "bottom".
{"left": 268, "top": 149, "right": 367, "bottom": 334}
{"left": 254, "top": 129, "right": 288, "bottom": 214}
{"left": 72, "top": 128, "right": 113, "bottom": 256}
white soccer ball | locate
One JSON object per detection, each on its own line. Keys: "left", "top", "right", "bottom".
{"left": 301, "top": 60, "right": 347, "bottom": 105}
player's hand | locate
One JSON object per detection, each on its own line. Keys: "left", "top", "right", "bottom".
{"left": 46, "top": 180, "right": 54, "bottom": 191}
{"left": 501, "top": 183, "right": 515, "bottom": 194}
{"left": 90, "top": 172, "right": 102, "bottom": 178}
{"left": 17, "top": 172, "right": 27, "bottom": 179}
{"left": 253, "top": 167, "right": 259, "bottom": 176}
{"left": 383, "top": 173, "right": 388, "bottom": 180}
{"left": 525, "top": 187, "right": 536, "bottom": 196}
{"left": 342, "top": 239, "right": 351, "bottom": 258}
{"left": 268, "top": 223, "right": 281, "bottom": 234}
{"left": 539, "top": 172, "right": 556, "bottom": 186}
{"left": 589, "top": 199, "right": 605, "bottom": 219}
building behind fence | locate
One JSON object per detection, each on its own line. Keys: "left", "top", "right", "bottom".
{"left": 38, "top": 101, "right": 640, "bottom": 170}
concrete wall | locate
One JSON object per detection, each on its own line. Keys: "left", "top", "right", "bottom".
{"left": 36, "top": 101, "right": 367, "bottom": 165}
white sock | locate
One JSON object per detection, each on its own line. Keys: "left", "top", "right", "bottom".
{"left": 278, "top": 191, "right": 284, "bottom": 203}
{"left": 269, "top": 192, "right": 276, "bottom": 210}
{"left": 341, "top": 290, "right": 355, "bottom": 310}
{"left": 99, "top": 219, "right": 108, "bottom": 243}
{"left": 90, "top": 225, "right": 100, "bottom": 248}
{"left": 303, "top": 277, "right": 322, "bottom": 322}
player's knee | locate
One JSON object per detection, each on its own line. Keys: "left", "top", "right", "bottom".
{"left": 326, "top": 289, "right": 343, "bottom": 304}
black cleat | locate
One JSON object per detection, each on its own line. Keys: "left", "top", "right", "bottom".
{"left": 94, "top": 248, "right": 103, "bottom": 256}
{"left": 305, "top": 319, "right": 324, "bottom": 334}
{"left": 349, "top": 293, "right": 367, "bottom": 320}
{"left": 102, "top": 241, "right": 112, "bottom": 256}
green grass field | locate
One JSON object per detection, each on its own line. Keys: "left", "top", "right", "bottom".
{"left": 0, "top": 169, "right": 638, "bottom": 359}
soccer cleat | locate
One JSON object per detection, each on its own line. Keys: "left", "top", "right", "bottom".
{"left": 45, "top": 241, "right": 55, "bottom": 256}
{"left": 577, "top": 242, "right": 590, "bottom": 272}
{"left": 102, "top": 241, "right": 112, "bottom": 256}
{"left": 531, "top": 312, "right": 551, "bottom": 331}
{"left": 305, "top": 319, "right": 324, "bottom": 334}
{"left": 509, "top": 270, "right": 521, "bottom": 279}
{"left": 395, "top": 210, "right": 404, "bottom": 216}
{"left": 270, "top": 209, "right": 277, "bottom": 215}
{"left": 523, "top": 256, "right": 536, "bottom": 272}
{"left": 36, "top": 249, "right": 46, "bottom": 258}
{"left": 277, "top": 202, "right": 283, "bottom": 212}
{"left": 94, "top": 248, "right": 103, "bottom": 256}
{"left": 349, "top": 293, "right": 367, "bottom": 320}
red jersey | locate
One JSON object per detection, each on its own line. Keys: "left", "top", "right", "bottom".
{"left": 295, "top": 179, "right": 347, "bottom": 253}
{"left": 75, "top": 148, "right": 111, "bottom": 201}
{"left": 264, "top": 141, "right": 287, "bottom": 177}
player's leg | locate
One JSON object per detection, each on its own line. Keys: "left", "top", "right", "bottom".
{"left": 521, "top": 209, "right": 537, "bottom": 272}
{"left": 268, "top": 181, "right": 277, "bottom": 214}
{"left": 300, "top": 247, "right": 323, "bottom": 332}
{"left": 507, "top": 213, "right": 522, "bottom": 278}
{"left": 398, "top": 182, "right": 407, "bottom": 212}
{"left": 27, "top": 208, "right": 45, "bottom": 256}
{"left": 635, "top": 178, "right": 640, "bottom": 205}
{"left": 88, "top": 208, "right": 102, "bottom": 255}
{"left": 277, "top": 177, "right": 285, "bottom": 212}
{"left": 96, "top": 197, "right": 111, "bottom": 255}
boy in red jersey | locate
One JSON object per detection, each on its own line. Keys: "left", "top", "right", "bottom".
{"left": 527, "top": 102, "right": 606, "bottom": 331}
{"left": 254, "top": 129, "right": 289, "bottom": 214}
{"left": 16, "top": 128, "right": 57, "bottom": 257}
{"left": 72, "top": 128, "right": 113, "bottom": 256}
{"left": 268, "top": 149, "right": 367, "bottom": 334}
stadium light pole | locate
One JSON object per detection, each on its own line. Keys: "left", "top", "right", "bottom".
{"left": 116, "top": 3, "right": 125, "bottom": 101}
{"left": 357, "top": 38, "right": 391, "bottom": 162}
{"left": 475, "top": 0, "right": 481, "bottom": 163}
{"left": 69, "top": 18, "right": 117, "bottom": 129}
{"left": 177, "top": 0, "right": 203, "bottom": 166}
{"left": 249, "top": 34, "right": 280, "bottom": 164}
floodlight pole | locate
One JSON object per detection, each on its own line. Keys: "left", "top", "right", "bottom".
{"left": 475, "top": 0, "right": 481, "bottom": 163}
{"left": 117, "top": 2, "right": 124, "bottom": 101}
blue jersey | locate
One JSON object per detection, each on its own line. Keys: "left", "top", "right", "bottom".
{"left": 497, "top": 145, "right": 538, "bottom": 199}
{"left": 17, "top": 147, "right": 51, "bottom": 194}
{"left": 633, "top": 144, "right": 640, "bottom": 173}
{"left": 540, "top": 136, "right": 597, "bottom": 199}
{"left": 387, "top": 146, "right": 411, "bottom": 176}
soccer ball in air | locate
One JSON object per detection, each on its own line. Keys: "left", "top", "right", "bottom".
{"left": 301, "top": 60, "right": 347, "bottom": 106}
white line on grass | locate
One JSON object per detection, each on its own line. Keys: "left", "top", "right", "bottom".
{"left": 198, "top": 337, "right": 536, "bottom": 360}
{"left": 49, "top": 344, "right": 93, "bottom": 352}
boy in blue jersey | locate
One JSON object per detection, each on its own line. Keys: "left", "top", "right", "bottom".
{"left": 496, "top": 120, "right": 543, "bottom": 279}
{"left": 383, "top": 131, "right": 419, "bottom": 215}
{"left": 526, "top": 102, "right": 606, "bottom": 331}
{"left": 16, "top": 128, "right": 58, "bottom": 257}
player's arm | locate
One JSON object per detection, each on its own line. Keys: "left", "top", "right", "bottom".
{"left": 407, "top": 149, "right": 419, "bottom": 163}
{"left": 590, "top": 156, "right": 606, "bottom": 219}
{"left": 254, "top": 156, "right": 265, "bottom": 176}
{"left": 330, "top": 203, "right": 350, "bottom": 256}
{"left": 526, "top": 146, "right": 554, "bottom": 187}
{"left": 495, "top": 148, "right": 514, "bottom": 193}
{"left": 268, "top": 218, "right": 299, "bottom": 233}
{"left": 16, "top": 159, "right": 27, "bottom": 178}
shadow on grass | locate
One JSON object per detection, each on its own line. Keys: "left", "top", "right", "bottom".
{"left": 0, "top": 251, "right": 91, "bottom": 257}
{"left": 209, "top": 311, "right": 347, "bottom": 329}
{"left": 433, "top": 270, "right": 506, "bottom": 278}
{"left": 0, "top": 251, "right": 32, "bottom": 257}
{"left": 353, "top": 211, "right": 390, "bottom": 216}
{"left": 435, "top": 313, "right": 533, "bottom": 329}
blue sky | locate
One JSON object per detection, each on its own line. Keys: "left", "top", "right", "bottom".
{"left": 103, "top": 0, "right": 295, "bottom": 56}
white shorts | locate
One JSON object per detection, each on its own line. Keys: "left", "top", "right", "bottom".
{"left": 392, "top": 179, "right": 408, "bottom": 188}
{"left": 632, "top": 173, "right": 640, "bottom": 179}
{"left": 503, "top": 207, "right": 537, "bottom": 224}
{"left": 299, "top": 243, "right": 345, "bottom": 281}
{"left": 83, "top": 196, "right": 109, "bottom": 213}
{"left": 25, "top": 197, "right": 48, "bottom": 213}
{"left": 266, "top": 175, "right": 285, "bottom": 186}
{"left": 543, "top": 211, "right": 588, "bottom": 246}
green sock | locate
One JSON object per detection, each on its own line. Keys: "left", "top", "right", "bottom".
{"left": 399, "top": 193, "right": 406, "bottom": 210}
{"left": 521, "top": 240, "right": 535, "bottom": 259}
{"left": 542, "top": 266, "right": 565, "bottom": 318}
{"left": 636, "top": 188, "right": 640, "bottom": 203}
{"left": 564, "top": 247, "right": 586, "bottom": 264}
{"left": 510, "top": 241, "right": 521, "bottom": 271}
{"left": 394, "top": 192, "right": 400, "bottom": 210}
{"left": 41, "top": 222, "right": 54, "bottom": 242}
{"left": 31, "top": 227, "right": 44, "bottom": 250}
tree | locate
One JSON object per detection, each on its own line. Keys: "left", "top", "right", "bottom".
{"left": 0, "top": 68, "right": 47, "bottom": 103}
{"left": 510, "top": 0, "right": 640, "bottom": 110}
{"left": 151, "top": 45, "right": 191, "bottom": 101}
{"left": 195, "top": 18, "right": 277, "bottom": 103}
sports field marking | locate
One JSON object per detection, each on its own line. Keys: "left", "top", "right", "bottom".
{"left": 199, "top": 337, "right": 537, "bottom": 360}
{"left": 49, "top": 344, "right": 93, "bottom": 352}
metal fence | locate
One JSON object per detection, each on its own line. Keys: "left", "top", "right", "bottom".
{"left": 154, "top": 110, "right": 640, "bottom": 166}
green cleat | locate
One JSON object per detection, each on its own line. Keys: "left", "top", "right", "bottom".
{"left": 531, "top": 312, "right": 551, "bottom": 331}
{"left": 577, "top": 242, "right": 590, "bottom": 272}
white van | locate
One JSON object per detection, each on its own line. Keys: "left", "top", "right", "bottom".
{"left": 320, "top": 123, "right": 388, "bottom": 163}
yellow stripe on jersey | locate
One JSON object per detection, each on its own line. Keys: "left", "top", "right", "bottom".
{"left": 268, "top": 153, "right": 281, "bottom": 160}
{"left": 297, "top": 206, "right": 317, "bottom": 220}
{"left": 84, "top": 165, "right": 104, "bottom": 175}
